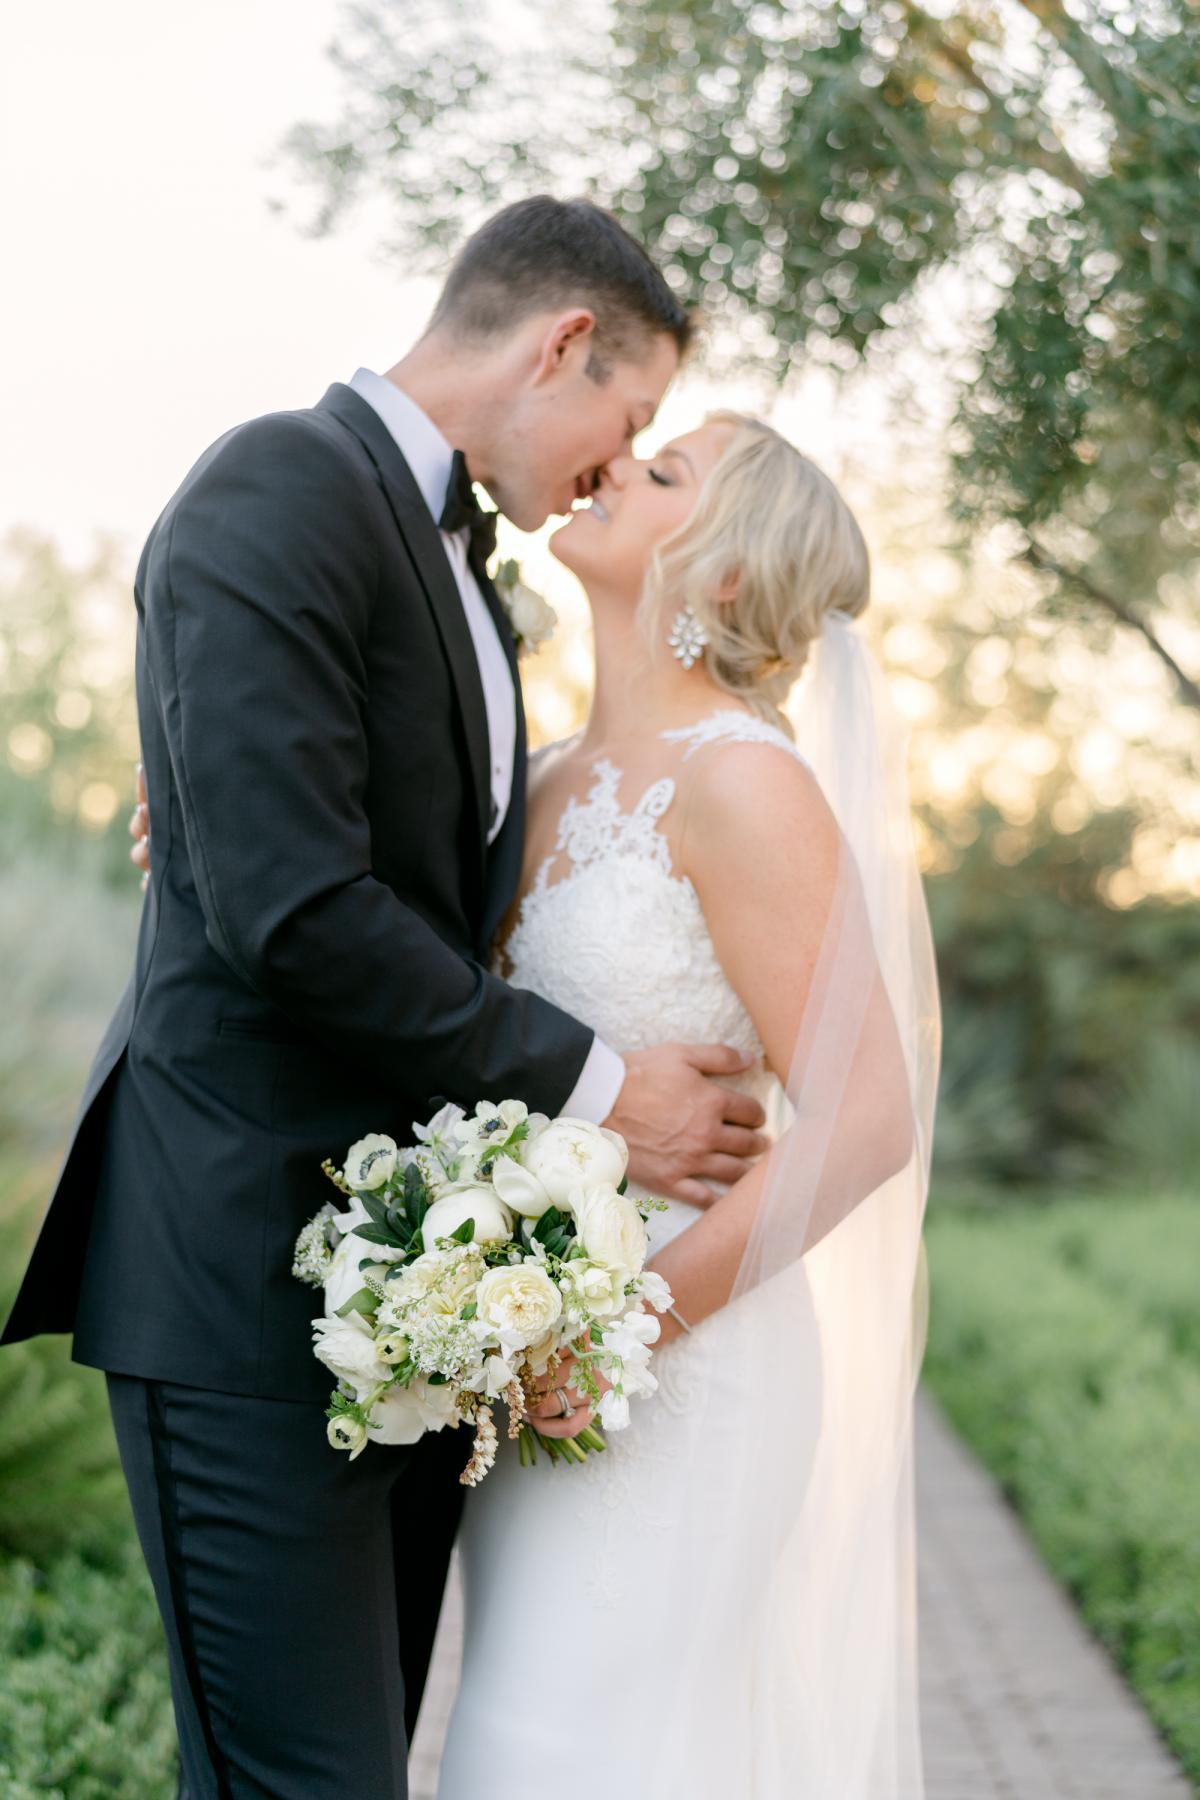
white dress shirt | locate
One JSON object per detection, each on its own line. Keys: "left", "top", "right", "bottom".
{"left": 347, "top": 368, "right": 625, "bottom": 1125}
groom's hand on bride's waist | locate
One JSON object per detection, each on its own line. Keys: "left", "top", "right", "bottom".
{"left": 604, "top": 1044, "right": 768, "bottom": 1208}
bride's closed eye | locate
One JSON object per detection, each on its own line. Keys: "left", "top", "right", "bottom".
{"left": 648, "top": 467, "right": 671, "bottom": 487}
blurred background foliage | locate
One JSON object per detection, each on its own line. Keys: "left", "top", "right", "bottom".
{"left": 2, "top": 1, "right": 1198, "bottom": 1787}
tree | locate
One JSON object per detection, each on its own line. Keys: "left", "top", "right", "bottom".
{"left": 283, "top": 0, "right": 1200, "bottom": 711}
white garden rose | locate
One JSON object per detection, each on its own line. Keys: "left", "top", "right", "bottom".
{"left": 421, "top": 1186, "right": 513, "bottom": 1249}
{"left": 492, "top": 1118, "right": 627, "bottom": 1217}
{"left": 571, "top": 1183, "right": 647, "bottom": 1282}
{"left": 559, "top": 1256, "right": 629, "bottom": 1319}
{"left": 475, "top": 1264, "right": 563, "bottom": 1347}
{"left": 311, "top": 1315, "right": 391, "bottom": 1400}
{"left": 344, "top": 1133, "right": 399, "bottom": 1191}
{"left": 507, "top": 582, "right": 557, "bottom": 651}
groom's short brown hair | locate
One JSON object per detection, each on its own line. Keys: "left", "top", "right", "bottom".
{"left": 428, "top": 195, "right": 694, "bottom": 377}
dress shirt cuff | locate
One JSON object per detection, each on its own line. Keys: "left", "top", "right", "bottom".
{"left": 559, "top": 1035, "right": 626, "bottom": 1123}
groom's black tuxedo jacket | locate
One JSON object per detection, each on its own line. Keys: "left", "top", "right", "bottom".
{"left": 1, "top": 384, "right": 595, "bottom": 1400}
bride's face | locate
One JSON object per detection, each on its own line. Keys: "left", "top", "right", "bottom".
{"left": 551, "top": 420, "right": 736, "bottom": 599}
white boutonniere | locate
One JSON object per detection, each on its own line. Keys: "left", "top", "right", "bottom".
{"left": 490, "top": 557, "right": 557, "bottom": 656}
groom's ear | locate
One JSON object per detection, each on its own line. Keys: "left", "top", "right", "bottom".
{"left": 534, "top": 308, "right": 598, "bottom": 383}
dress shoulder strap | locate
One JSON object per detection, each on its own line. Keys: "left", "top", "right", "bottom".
{"left": 659, "top": 708, "right": 813, "bottom": 771}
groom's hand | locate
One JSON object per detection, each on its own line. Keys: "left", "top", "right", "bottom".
{"left": 605, "top": 1044, "right": 768, "bottom": 1207}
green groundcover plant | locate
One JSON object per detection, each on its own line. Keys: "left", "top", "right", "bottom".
{"left": 924, "top": 1188, "right": 1200, "bottom": 1786}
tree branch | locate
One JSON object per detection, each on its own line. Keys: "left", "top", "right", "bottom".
{"left": 1021, "top": 539, "right": 1200, "bottom": 712}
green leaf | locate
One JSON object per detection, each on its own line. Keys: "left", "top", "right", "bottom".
{"left": 335, "top": 1286, "right": 377, "bottom": 1319}
{"left": 532, "top": 1205, "right": 565, "bottom": 1244}
{"left": 351, "top": 1223, "right": 405, "bottom": 1250}
{"left": 617, "top": 1176, "right": 628, "bottom": 1195}
{"left": 359, "top": 1191, "right": 392, "bottom": 1227}
{"left": 460, "top": 1301, "right": 478, "bottom": 1320}
{"left": 450, "top": 1218, "right": 475, "bottom": 1245}
{"left": 427, "top": 1372, "right": 448, "bottom": 1386}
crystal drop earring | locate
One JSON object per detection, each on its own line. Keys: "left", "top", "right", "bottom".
{"left": 667, "top": 604, "right": 708, "bottom": 671}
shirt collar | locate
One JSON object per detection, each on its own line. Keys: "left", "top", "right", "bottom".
{"left": 347, "top": 367, "right": 456, "bottom": 526}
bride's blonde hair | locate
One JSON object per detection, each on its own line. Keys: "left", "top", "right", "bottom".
{"left": 637, "top": 411, "right": 870, "bottom": 736}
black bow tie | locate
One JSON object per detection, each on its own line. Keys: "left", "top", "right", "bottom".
{"left": 438, "top": 449, "right": 498, "bottom": 566}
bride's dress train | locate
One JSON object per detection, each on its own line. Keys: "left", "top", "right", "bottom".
{"left": 435, "top": 712, "right": 824, "bottom": 1799}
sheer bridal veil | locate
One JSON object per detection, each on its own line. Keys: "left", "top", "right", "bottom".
{"left": 647, "top": 607, "right": 940, "bottom": 1798}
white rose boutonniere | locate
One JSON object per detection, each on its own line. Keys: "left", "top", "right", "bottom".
{"left": 491, "top": 557, "right": 557, "bottom": 656}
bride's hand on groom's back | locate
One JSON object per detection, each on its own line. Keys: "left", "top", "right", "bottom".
{"left": 605, "top": 1044, "right": 768, "bottom": 1208}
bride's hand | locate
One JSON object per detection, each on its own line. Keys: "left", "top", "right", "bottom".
{"left": 527, "top": 1345, "right": 609, "bottom": 1440}
{"left": 129, "top": 762, "right": 150, "bottom": 891}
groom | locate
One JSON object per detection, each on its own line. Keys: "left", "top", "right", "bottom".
{"left": 1, "top": 197, "right": 768, "bottom": 1798}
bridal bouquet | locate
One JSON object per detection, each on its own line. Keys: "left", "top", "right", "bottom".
{"left": 292, "top": 1101, "right": 672, "bottom": 1485}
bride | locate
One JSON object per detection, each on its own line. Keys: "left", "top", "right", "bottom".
{"left": 435, "top": 412, "right": 940, "bottom": 1798}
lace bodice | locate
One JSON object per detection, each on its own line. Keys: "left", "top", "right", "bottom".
{"left": 497, "top": 708, "right": 813, "bottom": 1100}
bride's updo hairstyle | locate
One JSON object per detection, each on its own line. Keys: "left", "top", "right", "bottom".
{"left": 639, "top": 411, "right": 870, "bottom": 735}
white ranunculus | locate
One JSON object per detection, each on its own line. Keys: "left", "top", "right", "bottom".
{"left": 370, "top": 1379, "right": 456, "bottom": 1445}
{"left": 559, "top": 1257, "right": 629, "bottom": 1319}
{"left": 476, "top": 1264, "right": 563, "bottom": 1348}
{"left": 521, "top": 1119, "right": 628, "bottom": 1209}
{"left": 344, "top": 1133, "right": 399, "bottom": 1191}
{"left": 421, "top": 1186, "right": 513, "bottom": 1249}
{"left": 571, "top": 1183, "right": 647, "bottom": 1282}
{"left": 312, "top": 1315, "right": 390, "bottom": 1400}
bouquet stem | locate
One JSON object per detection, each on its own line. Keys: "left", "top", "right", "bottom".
{"left": 517, "top": 1423, "right": 608, "bottom": 1467}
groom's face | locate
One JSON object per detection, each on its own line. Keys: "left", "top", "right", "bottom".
{"left": 485, "top": 316, "right": 680, "bottom": 532}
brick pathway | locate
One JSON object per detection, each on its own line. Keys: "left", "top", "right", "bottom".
{"left": 409, "top": 1385, "right": 1194, "bottom": 1798}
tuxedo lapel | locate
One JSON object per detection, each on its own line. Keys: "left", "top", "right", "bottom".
{"left": 473, "top": 557, "right": 529, "bottom": 957}
{"left": 315, "top": 384, "right": 492, "bottom": 865}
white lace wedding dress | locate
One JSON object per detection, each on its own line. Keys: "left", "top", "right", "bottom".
{"left": 434, "top": 711, "right": 826, "bottom": 1799}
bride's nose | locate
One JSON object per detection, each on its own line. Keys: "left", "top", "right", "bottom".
{"left": 603, "top": 453, "right": 635, "bottom": 491}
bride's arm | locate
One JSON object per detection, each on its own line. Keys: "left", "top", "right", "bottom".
{"left": 649, "top": 741, "right": 915, "bottom": 1343}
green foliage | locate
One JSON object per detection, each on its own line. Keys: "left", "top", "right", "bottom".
{"left": 923, "top": 1190, "right": 1200, "bottom": 1785}
{"left": 0, "top": 1539, "right": 175, "bottom": 1798}
{"left": 927, "top": 810, "right": 1200, "bottom": 1185}
{"left": 0, "top": 845, "right": 138, "bottom": 1160}
{"left": 286, "top": 0, "right": 1200, "bottom": 705}
{"left": 0, "top": 1174, "right": 132, "bottom": 1561}
{"left": 0, "top": 530, "right": 140, "bottom": 883}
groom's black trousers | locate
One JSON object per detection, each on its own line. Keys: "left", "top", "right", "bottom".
{"left": 107, "top": 1374, "right": 465, "bottom": 1799}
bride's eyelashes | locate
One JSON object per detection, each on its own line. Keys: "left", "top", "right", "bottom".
{"left": 648, "top": 467, "right": 671, "bottom": 487}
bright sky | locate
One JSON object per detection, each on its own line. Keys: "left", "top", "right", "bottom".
{"left": 2, "top": 0, "right": 441, "bottom": 555}
{"left": 1, "top": 0, "right": 882, "bottom": 559}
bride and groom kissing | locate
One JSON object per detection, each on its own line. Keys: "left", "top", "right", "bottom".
{"left": 3, "top": 194, "right": 936, "bottom": 1796}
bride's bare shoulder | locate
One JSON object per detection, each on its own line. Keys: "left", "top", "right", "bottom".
{"left": 679, "top": 732, "right": 839, "bottom": 894}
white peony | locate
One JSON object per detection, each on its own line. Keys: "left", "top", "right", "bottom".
{"left": 344, "top": 1133, "right": 399, "bottom": 1191}
{"left": 559, "top": 1257, "right": 629, "bottom": 1319}
{"left": 475, "top": 1264, "right": 563, "bottom": 1347}
{"left": 421, "top": 1186, "right": 513, "bottom": 1249}
{"left": 324, "top": 1233, "right": 399, "bottom": 1318}
{"left": 492, "top": 1117, "right": 627, "bottom": 1217}
{"left": 312, "top": 1315, "right": 391, "bottom": 1400}
{"left": 571, "top": 1183, "right": 647, "bottom": 1282}
{"left": 369, "top": 1379, "right": 456, "bottom": 1445}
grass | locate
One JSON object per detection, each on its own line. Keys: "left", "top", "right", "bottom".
{"left": 923, "top": 1185, "right": 1200, "bottom": 1788}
